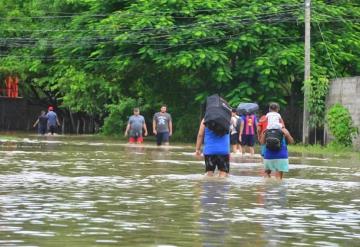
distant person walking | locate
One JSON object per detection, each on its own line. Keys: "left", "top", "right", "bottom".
{"left": 230, "top": 108, "right": 243, "bottom": 154}
{"left": 241, "top": 112, "right": 258, "bottom": 156}
{"left": 33, "top": 110, "right": 48, "bottom": 135}
{"left": 46, "top": 106, "right": 60, "bottom": 135}
{"left": 153, "top": 105, "right": 172, "bottom": 146}
{"left": 124, "top": 108, "right": 148, "bottom": 144}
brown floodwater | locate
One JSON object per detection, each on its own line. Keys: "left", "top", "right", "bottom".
{"left": 0, "top": 134, "right": 359, "bottom": 246}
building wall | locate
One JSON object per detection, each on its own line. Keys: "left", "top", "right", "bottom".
{"left": 326, "top": 77, "right": 360, "bottom": 148}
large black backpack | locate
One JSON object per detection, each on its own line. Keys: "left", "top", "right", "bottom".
{"left": 265, "top": 129, "right": 284, "bottom": 151}
{"left": 204, "top": 94, "right": 232, "bottom": 136}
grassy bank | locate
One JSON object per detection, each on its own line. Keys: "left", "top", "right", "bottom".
{"left": 288, "top": 143, "right": 359, "bottom": 158}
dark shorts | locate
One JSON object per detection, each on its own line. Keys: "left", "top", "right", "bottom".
{"left": 204, "top": 155, "right": 230, "bottom": 173}
{"left": 156, "top": 132, "right": 169, "bottom": 145}
{"left": 38, "top": 126, "right": 47, "bottom": 135}
{"left": 230, "top": 133, "right": 239, "bottom": 145}
{"left": 49, "top": 125, "right": 57, "bottom": 135}
{"left": 241, "top": 134, "right": 255, "bottom": 147}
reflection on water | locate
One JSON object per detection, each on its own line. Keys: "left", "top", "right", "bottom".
{"left": 0, "top": 135, "right": 359, "bottom": 246}
{"left": 198, "top": 180, "right": 230, "bottom": 247}
{"left": 258, "top": 182, "right": 288, "bottom": 247}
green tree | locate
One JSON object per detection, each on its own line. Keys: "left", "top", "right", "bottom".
{"left": 1, "top": 0, "right": 359, "bottom": 140}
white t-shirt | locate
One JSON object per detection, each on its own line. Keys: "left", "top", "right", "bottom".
{"left": 230, "top": 115, "right": 239, "bottom": 134}
{"left": 266, "top": 112, "right": 282, "bottom": 129}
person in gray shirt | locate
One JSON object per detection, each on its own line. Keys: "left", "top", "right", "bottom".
{"left": 46, "top": 106, "right": 61, "bottom": 135}
{"left": 124, "top": 108, "right": 148, "bottom": 144}
{"left": 153, "top": 105, "right": 172, "bottom": 146}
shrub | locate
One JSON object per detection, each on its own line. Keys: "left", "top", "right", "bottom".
{"left": 102, "top": 98, "right": 148, "bottom": 136}
{"left": 326, "top": 103, "right": 358, "bottom": 146}
{"left": 172, "top": 112, "right": 200, "bottom": 142}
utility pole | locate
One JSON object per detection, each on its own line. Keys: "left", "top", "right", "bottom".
{"left": 302, "top": 0, "right": 311, "bottom": 144}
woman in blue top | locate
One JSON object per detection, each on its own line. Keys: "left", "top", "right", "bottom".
{"left": 195, "top": 119, "right": 230, "bottom": 177}
{"left": 260, "top": 128, "right": 294, "bottom": 180}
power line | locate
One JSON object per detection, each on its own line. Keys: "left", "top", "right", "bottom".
{"left": 0, "top": 3, "right": 305, "bottom": 20}
{"left": 0, "top": 17, "right": 302, "bottom": 49}
{"left": 0, "top": 8, "right": 301, "bottom": 35}
{"left": 2, "top": 15, "right": 358, "bottom": 36}
{"left": 2, "top": 15, "right": 356, "bottom": 49}
{"left": 0, "top": 14, "right": 302, "bottom": 49}
{"left": 315, "top": 22, "right": 338, "bottom": 79}
{"left": 0, "top": 27, "right": 339, "bottom": 49}
{"left": 0, "top": 20, "right": 299, "bottom": 45}
{"left": 1, "top": 2, "right": 357, "bottom": 22}
{"left": 0, "top": 12, "right": 302, "bottom": 45}
{"left": 0, "top": 34, "right": 304, "bottom": 61}
{"left": 18, "top": 1, "right": 359, "bottom": 18}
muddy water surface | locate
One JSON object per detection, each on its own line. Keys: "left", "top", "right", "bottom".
{"left": 0, "top": 134, "right": 359, "bottom": 246}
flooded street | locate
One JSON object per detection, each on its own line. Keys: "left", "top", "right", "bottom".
{"left": 0, "top": 135, "right": 359, "bottom": 246}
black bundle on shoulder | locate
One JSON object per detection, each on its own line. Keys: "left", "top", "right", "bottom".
{"left": 265, "top": 129, "right": 284, "bottom": 151}
{"left": 204, "top": 94, "right": 232, "bottom": 136}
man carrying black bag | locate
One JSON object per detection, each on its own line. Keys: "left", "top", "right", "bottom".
{"left": 195, "top": 95, "right": 232, "bottom": 177}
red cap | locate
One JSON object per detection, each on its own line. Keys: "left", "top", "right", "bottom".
{"left": 48, "top": 106, "right": 53, "bottom": 111}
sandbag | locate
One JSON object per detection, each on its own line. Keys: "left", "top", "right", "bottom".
{"left": 265, "top": 129, "right": 284, "bottom": 151}
{"left": 237, "top": 102, "right": 259, "bottom": 115}
{"left": 204, "top": 94, "right": 232, "bottom": 136}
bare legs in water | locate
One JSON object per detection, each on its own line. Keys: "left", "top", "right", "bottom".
{"left": 265, "top": 170, "right": 284, "bottom": 180}
{"left": 205, "top": 171, "right": 228, "bottom": 178}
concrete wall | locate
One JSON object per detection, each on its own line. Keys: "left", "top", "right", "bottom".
{"left": 326, "top": 77, "right": 360, "bottom": 148}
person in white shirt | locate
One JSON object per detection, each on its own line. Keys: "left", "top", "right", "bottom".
{"left": 230, "top": 108, "right": 243, "bottom": 153}
{"left": 266, "top": 103, "right": 284, "bottom": 130}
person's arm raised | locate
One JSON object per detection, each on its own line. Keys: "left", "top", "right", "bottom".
{"left": 33, "top": 119, "right": 39, "bottom": 128}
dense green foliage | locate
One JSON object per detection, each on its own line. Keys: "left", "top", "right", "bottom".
{"left": 1, "top": 0, "right": 360, "bottom": 139}
{"left": 326, "top": 103, "right": 358, "bottom": 146}
{"left": 306, "top": 77, "right": 329, "bottom": 128}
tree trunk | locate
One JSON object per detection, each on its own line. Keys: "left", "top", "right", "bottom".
{"left": 82, "top": 117, "right": 86, "bottom": 134}
{"left": 89, "top": 116, "right": 93, "bottom": 133}
{"left": 62, "top": 118, "right": 65, "bottom": 135}
{"left": 76, "top": 119, "right": 80, "bottom": 135}
{"left": 69, "top": 110, "right": 75, "bottom": 133}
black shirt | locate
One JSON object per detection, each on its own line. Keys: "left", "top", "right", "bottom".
{"left": 39, "top": 115, "right": 48, "bottom": 127}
